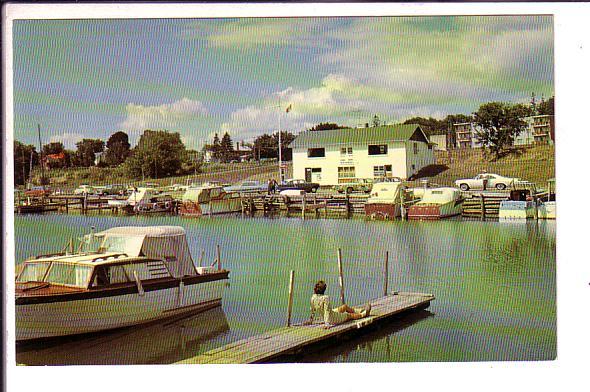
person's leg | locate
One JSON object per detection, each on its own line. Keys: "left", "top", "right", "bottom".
{"left": 335, "top": 304, "right": 356, "bottom": 314}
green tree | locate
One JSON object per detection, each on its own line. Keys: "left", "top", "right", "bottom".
{"left": 42, "top": 142, "right": 65, "bottom": 156}
{"left": 212, "top": 133, "right": 221, "bottom": 161}
{"left": 75, "top": 139, "right": 105, "bottom": 167}
{"left": 537, "top": 95, "right": 554, "bottom": 115}
{"left": 403, "top": 117, "right": 447, "bottom": 135}
{"left": 124, "top": 130, "right": 188, "bottom": 179}
{"left": 252, "top": 131, "right": 296, "bottom": 160}
{"left": 14, "top": 141, "right": 38, "bottom": 186}
{"left": 307, "top": 122, "right": 347, "bottom": 132}
{"left": 104, "top": 131, "right": 131, "bottom": 166}
{"left": 219, "top": 132, "right": 234, "bottom": 162}
{"left": 473, "top": 102, "right": 532, "bottom": 160}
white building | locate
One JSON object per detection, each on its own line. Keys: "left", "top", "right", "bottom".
{"left": 515, "top": 115, "right": 555, "bottom": 146}
{"left": 289, "top": 124, "right": 435, "bottom": 186}
{"left": 454, "top": 122, "right": 483, "bottom": 149}
{"left": 429, "top": 134, "right": 448, "bottom": 151}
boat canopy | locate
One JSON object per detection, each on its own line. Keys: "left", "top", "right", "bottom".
{"left": 419, "top": 187, "right": 461, "bottom": 204}
{"left": 95, "top": 226, "right": 196, "bottom": 277}
{"left": 367, "top": 181, "right": 404, "bottom": 203}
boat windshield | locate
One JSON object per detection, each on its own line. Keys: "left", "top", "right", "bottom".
{"left": 99, "top": 235, "right": 144, "bottom": 256}
{"left": 17, "top": 262, "right": 92, "bottom": 288}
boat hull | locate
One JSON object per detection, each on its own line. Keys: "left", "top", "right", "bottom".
{"left": 365, "top": 203, "right": 401, "bottom": 220}
{"left": 499, "top": 200, "right": 536, "bottom": 220}
{"left": 180, "top": 198, "right": 242, "bottom": 217}
{"left": 407, "top": 200, "right": 463, "bottom": 220}
{"left": 16, "top": 276, "right": 227, "bottom": 341}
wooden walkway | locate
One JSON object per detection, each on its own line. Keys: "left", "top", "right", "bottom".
{"left": 176, "top": 291, "right": 434, "bottom": 364}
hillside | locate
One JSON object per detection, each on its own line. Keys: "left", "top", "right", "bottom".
{"left": 419, "top": 144, "right": 555, "bottom": 187}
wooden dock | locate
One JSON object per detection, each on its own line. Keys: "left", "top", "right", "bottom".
{"left": 176, "top": 291, "right": 434, "bottom": 364}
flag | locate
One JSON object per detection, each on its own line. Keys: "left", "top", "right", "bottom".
{"left": 285, "top": 104, "right": 292, "bottom": 113}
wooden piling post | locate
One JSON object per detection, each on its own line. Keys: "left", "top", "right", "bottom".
{"left": 287, "top": 270, "right": 295, "bottom": 327}
{"left": 399, "top": 188, "right": 405, "bottom": 221}
{"left": 65, "top": 197, "right": 69, "bottom": 213}
{"left": 198, "top": 249, "right": 205, "bottom": 267}
{"left": 69, "top": 237, "right": 74, "bottom": 254}
{"left": 83, "top": 194, "right": 88, "bottom": 214}
{"left": 302, "top": 196, "right": 306, "bottom": 220}
{"left": 480, "top": 193, "right": 485, "bottom": 221}
{"left": 337, "top": 248, "right": 345, "bottom": 305}
{"left": 346, "top": 194, "right": 350, "bottom": 216}
{"left": 216, "top": 244, "right": 221, "bottom": 271}
{"left": 383, "top": 250, "right": 389, "bottom": 296}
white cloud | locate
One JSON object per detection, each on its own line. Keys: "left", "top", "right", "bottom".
{"left": 118, "top": 97, "right": 208, "bottom": 136}
{"left": 50, "top": 132, "right": 83, "bottom": 150}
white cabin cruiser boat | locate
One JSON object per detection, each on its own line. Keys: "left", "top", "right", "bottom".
{"left": 365, "top": 180, "right": 406, "bottom": 220}
{"left": 180, "top": 183, "right": 242, "bottom": 217}
{"left": 407, "top": 187, "right": 464, "bottom": 220}
{"left": 15, "top": 226, "right": 229, "bottom": 341}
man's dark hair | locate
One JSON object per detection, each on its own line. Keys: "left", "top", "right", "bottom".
{"left": 314, "top": 280, "right": 327, "bottom": 295}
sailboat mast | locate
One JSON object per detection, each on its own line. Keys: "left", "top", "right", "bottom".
{"left": 28, "top": 150, "right": 33, "bottom": 189}
{"left": 37, "top": 124, "right": 45, "bottom": 191}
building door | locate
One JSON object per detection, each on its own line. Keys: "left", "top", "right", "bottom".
{"left": 305, "top": 168, "right": 312, "bottom": 182}
{"left": 305, "top": 168, "right": 322, "bottom": 182}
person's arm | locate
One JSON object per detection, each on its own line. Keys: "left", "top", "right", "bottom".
{"left": 302, "top": 298, "right": 315, "bottom": 325}
{"left": 323, "top": 296, "right": 332, "bottom": 327}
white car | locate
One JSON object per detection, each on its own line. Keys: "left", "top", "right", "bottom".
{"left": 74, "top": 185, "right": 96, "bottom": 195}
{"left": 454, "top": 173, "right": 518, "bottom": 191}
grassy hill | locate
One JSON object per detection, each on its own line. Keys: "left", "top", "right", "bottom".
{"left": 418, "top": 144, "right": 555, "bottom": 188}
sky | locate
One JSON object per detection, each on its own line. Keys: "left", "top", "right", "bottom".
{"left": 12, "top": 16, "right": 554, "bottom": 150}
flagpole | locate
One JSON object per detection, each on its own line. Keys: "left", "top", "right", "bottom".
{"left": 278, "top": 96, "right": 283, "bottom": 182}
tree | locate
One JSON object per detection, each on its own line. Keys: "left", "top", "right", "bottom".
{"left": 14, "top": 141, "right": 38, "bottom": 186}
{"left": 124, "top": 130, "right": 189, "bottom": 179}
{"left": 75, "top": 138, "right": 105, "bottom": 167}
{"left": 219, "top": 132, "right": 234, "bottom": 162}
{"left": 42, "top": 142, "right": 65, "bottom": 156}
{"left": 403, "top": 117, "right": 446, "bottom": 135}
{"left": 273, "top": 131, "right": 296, "bottom": 161}
{"left": 104, "top": 131, "right": 131, "bottom": 166}
{"left": 473, "top": 102, "right": 532, "bottom": 160}
{"left": 307, "top": 122, "right": 347, "bottom": 132}
{"left": 212, "top": 133, "right": 221, "bottom": 160}
{"left": 372, "top": 114, "right": 381, "bottom": 127}
{"left": 252, "top": 131, "right": 296, "bottom": 160}
{"left": 537, "top": 95, "right": 554, "bottom": 115}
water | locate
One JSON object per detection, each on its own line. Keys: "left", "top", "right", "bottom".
{"left": 14, "top": 214, "right": 556, "bottom": 364}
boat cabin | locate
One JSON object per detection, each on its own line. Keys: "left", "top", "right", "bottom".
{"left": 16, "top": 226, "right": 213, "bottom": 292}
{"left": 367, "top": 181, "right": 405, "bottom": 204}
{"left": 182, "top": 184, "right": 238, "bottom": 204}
{"left": 418, "top": 187, "right": 462, "bottom": 205}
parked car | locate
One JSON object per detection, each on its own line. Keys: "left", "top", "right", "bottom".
{"left": 223, "top": 180, "right": 267, "bottom": 193}
{"left": 333, "top": 178, "right": 373, "bottom": 194}
{"left": 168, "top": 184, "right": 189, "bottom": 192}
{"left": 454, "top": 173, "right": 519, "bottom": 191}
{"left": 74, "top": 185, "right": 96, "bottom": 195}
{"left": 278, "top": 179, "right": 320, "bottom": 193}
{"left": 98, "top": 184, "right": 127, "bottom": 196}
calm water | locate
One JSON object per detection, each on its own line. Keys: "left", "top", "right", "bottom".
{"left": 14, "top": 213, "right": 556, "bottom": 364}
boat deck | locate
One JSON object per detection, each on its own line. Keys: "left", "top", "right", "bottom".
{"left": 176, "top": 291, "right": 434, "bottom": 364}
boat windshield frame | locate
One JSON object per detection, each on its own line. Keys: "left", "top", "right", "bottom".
{"left": 16, "top": 261, "right": 94, "bottom": 289}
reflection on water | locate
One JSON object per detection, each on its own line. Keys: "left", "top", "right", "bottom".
{"left": 17, "top": 307, "right": 229, "bottom": 365}
{"left": 15, "top": 215, "right": 556, "bottom": 364}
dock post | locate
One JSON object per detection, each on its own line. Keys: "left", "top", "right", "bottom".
{"left": 69, "top": 237, "right": 74, "bottom": 254}
{"left": 287, "top": 270, "right": 295, "bottom": 327}
{"left": 83, "top": 194, "right": 88, "bottom": 214}
{"left": 199, "top": 249, "right": 205, "bottom": 267}
{"left": 216, "top": 244, "right": 221, "bottom": 271}
{"left": 65, "top": 197, "right": 69, "bottom": 213}
{"left": 337, "top": 248, "right": 345, "bottom": 305}
{"left": 383, "top": 250, "right": 389, "bottom": 296}
{"left": 346, "top": 194, "right": 350, "bottom": 217}
{"left": 480, "top": 194, "right": 485, "bottom": 221}
{"left": 399, "top": 188, "right": 405, "bottom": 221}
{"left": 302, "top": 196, "right": 306, "bottom": 220}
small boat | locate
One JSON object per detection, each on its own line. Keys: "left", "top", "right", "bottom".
{"left": 407, "top": 187, "right": 464, "bottom": 220}
{"left": 108, "top": 187, "right": 175, "bottom": 214}
{"left": 498, "top": 189, "right": 537, "bottom": 220}
{"left": 537, "top": 200, "right": 556, "bottom": 219}
{"left": 15, "top": 226, "right": 229, "bottom": 341}
{"left": 180, "top": 183, "right": 242, "bottom": 217}
{"left": 365, "top": 180, "right": 406, "bottom": 220}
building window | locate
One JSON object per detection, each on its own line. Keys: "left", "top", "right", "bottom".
{"left": 340, "top": 147, "right": 353, "bottom": 155}
{"left": 307, "top": 148, "right": 325, "bottom": 158}
{"left": 373, "top": 165, "right": 392, "bottom": 178}
{"left": 338, "top": 167, "right": 356, "bottom": 183}
{"left": 368, "top": 144, "right": 388, "bottom": 155}
{"left": 413, "top": 143, "right": 419, "bottom": 155}
{"left": 428, "top": 144, "right": 433, "bottom": 150}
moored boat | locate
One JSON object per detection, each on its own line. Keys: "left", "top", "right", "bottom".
{"left": 365, "top": 180, "right": 406, "bottom": 220}
{"left": 15, "top": 226, "right": 229, "bottom": 341}
{"left": 107, "top": 187, "right": 175, "bottom": 214}
{"left": 179, "top": 183, "right": 242, "bottom": 217}
{"left": 407, "top": 187, "right": 464, "bottom": 220}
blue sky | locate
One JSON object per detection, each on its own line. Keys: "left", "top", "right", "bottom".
{"left": 13, "top": 16, "right": 554, "bottom": 150}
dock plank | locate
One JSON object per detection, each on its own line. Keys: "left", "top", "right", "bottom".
{"left": 177, "top": 291, "right": 434, "bottom": 364}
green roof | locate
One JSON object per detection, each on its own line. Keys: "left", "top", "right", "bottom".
{"left": 289, "top": 124, "right": 426, "bottom": 148}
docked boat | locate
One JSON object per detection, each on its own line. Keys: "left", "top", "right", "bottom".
{"left": 537, "top": 200, "right": 556, "bottom": 219}
{"left": 365, "top": 180, "right": 406, "bottom": 220}
{"left": 407, "top": 187, "right": 464, "bottom": 220}
{"left": 179, "top": 183, "right": 242, "bottom": 217}
{"left": 15, "top": 226, "right": 229, "bottom": 341}
{"left": 108, "top": 187, "right": 175, "bottom": 214}
{"left": 498, "top": 189, "right": 537, "bottom": 220}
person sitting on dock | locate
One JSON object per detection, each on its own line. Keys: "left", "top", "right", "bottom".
{"left": 305, "top": 280, "right": 371, "bottom": 328}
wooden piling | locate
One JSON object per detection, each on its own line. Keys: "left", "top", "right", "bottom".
{"left": 198, "top": 249, "right": 205, "bottom": 267}
{"left": 69, "top": 237, "right": 74, "bottom": 254}
{"left": 383, "top": 251, "right": 389, "bottom": 296}
{"left": 480, "top": 194, "right": 485, "bottom": 221}
{"left": 216, "top": 244, "right": 221, "bottom": 271}
{"left": 399, "top": 188, "right": 405, "bottom": 221}
{"left": 302, "top": 196, "right": 306, "bottom": 220}
{"left": 287, "top": 270, "right": 295, "bottom": 327}
{"left": 337, "top": 248, "right": 345, "bottom": 305}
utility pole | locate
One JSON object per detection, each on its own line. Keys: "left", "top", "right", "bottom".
{"left": 37, "top": 124, "right": 46, "bottom": 191}
{"left": 278, "top": 96, "right": 283, "bottom": 183}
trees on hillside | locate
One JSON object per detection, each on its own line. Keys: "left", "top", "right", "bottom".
{"left": 252, "top": 131, "right": 295, "bottom": 161}
{"left": 14, "top": 141, "right": 38, "bottom": 186}
{"left": 75, "top": 139, "right": 105, "bottom": 167}
{"left": 473, "top": 102, "right": 532, "bottom": 160}
{"left": 537, "top": 96, "right": 554, "bottom": 115}
{"left": 307, "top": 122, "right": 347, "bottom": 132}
{"left": 104, "top": 131, "right": 131, "bottom": 166}
{"left": 124, "top": 130, "right": 189, "bottom": 179}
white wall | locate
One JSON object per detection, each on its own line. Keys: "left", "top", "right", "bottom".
{"left": 293, "top": 141, "right": 415, "bottom": 186}
{"left": 405, "top": 141, "right": 435, "bottom": 178}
